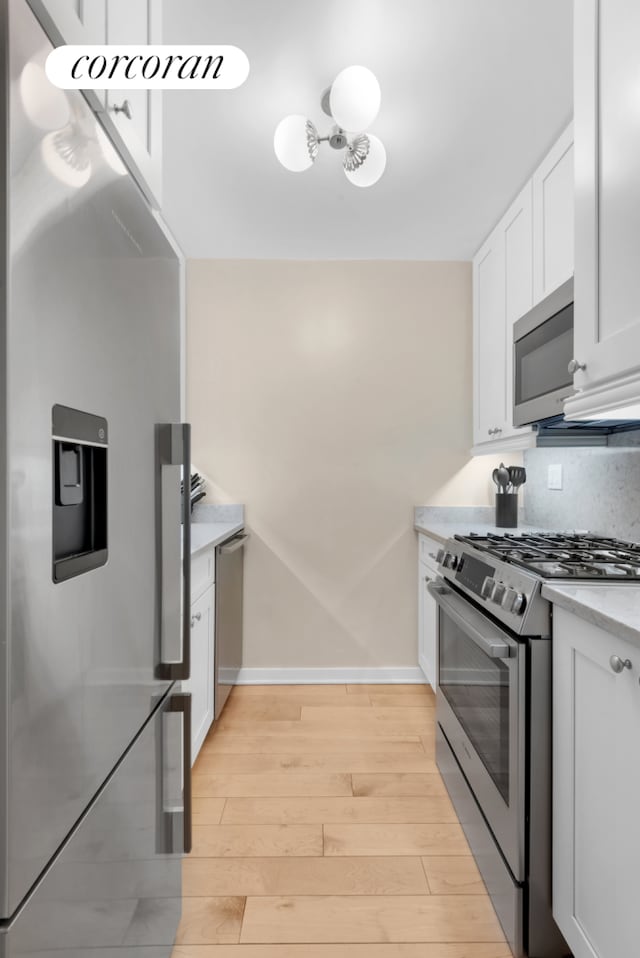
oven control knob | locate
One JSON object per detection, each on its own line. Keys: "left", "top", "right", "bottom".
{"left": 512, "top": 593, "right": 527, "bottom": 615}
{"left": 481, "top": 577, "right": 495, "bottom": 598}
{"left": 443, "top": 552, "right": 458, "bottom": 570}
{"left": 436, "top": 548, "right": 446, "bottom": 565}
{"left": 502, "top": 588, "right": 518, "bottom": 612}
{"left": 491, "top": 582, "right": 506, "bottom": 604}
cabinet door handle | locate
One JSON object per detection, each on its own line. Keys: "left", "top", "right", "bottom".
{"left": 568, "top": 359, "right": 587, "bottom": 374}
{"left": 610, "top": 655, "right": 632, "bottom": 674}
{"left": 191, "top": 612, "right": 202, "bottom": 627}
{"left": 112, "top": 99, "right": 132, "bottom": 120}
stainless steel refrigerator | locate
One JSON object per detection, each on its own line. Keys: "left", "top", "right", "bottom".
{"left": 0, "top": 0, "right": 191, "bottom": 952}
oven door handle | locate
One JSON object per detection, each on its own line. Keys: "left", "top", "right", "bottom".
{"left": 427, "top": 579, "right": 514, "bottom": 659}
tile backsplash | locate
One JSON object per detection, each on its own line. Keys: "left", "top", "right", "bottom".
{"left": 523, "top": 437, "right": 640, "bottom": 541}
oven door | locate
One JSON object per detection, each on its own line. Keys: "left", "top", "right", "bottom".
{"left": 428, "top": 578, "right": 525, "bottom": 881}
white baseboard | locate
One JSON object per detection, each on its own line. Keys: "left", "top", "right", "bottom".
{"left": 234, "top": 667, "right": 427, "bottom": 685}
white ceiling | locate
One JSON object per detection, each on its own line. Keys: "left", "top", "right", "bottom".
{"left": 162, "top": 0, "right": 572, "bottom": 260}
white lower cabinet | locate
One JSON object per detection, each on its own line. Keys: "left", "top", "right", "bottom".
{"left": 183, "top": 544, "right": 216, "bottom": 764}
{"left": 417, "top": 535, "right": 439, "bottom": 690}
{"left": 553, "top": 605, "right": 640, "bottom": 958}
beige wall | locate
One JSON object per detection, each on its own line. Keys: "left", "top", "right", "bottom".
{"left": 187, "top": 260, "right": 511, "bottom": 670}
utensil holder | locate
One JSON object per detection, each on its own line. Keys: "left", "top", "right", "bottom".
{"left": 495, "top": 493, "right": 518, "bottom": 528}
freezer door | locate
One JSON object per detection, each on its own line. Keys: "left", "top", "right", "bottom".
{"left": 0, "top": 690, "right": 189, "bottom": 956}
{"left": 0, "top": 0, "right": 184, "bottom": 917}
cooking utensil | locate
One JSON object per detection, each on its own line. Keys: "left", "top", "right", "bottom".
{"left": 492, "top": 468, "right": 501, "bottom": 490}
{"left": 496, "top": 463, "right": 511, "bottom": 493}
{"left": 508, "top": 466, "right": 527, "bottom": 490}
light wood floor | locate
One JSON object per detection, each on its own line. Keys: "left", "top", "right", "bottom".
{"left": 173, "top": 684, "right": 509, "bottom": 958}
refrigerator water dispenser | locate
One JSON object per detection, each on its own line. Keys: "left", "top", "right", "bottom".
{"left": 52, "top": 404, "right": 108, "bottom": 582}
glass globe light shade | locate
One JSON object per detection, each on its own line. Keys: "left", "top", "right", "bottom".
{"left": 344, "top": 134, "right": 386, "bottom": 187}
{"left": 274, "top": 114, "right": 315, "bottom": 172}
{"left": 40, "top": 130, "right": 91, "bottom": 189}
{"left": 329, "top": 66, "right": 381, "bottom": 133}
{"left": 20, "top": 62, "right": 71, "bottom": 131}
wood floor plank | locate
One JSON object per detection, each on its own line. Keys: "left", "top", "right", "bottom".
{"left": 239, "top": 895, "right": 505, "bottom": 944}
{"left": 352, "top": 773, "right": 447, "bottom": 797}
{"left": 216, "top": 718, "right": 435, "bottom": 736}
{"left": 346, "top": 685, "right": 430, "bottom": 694}
{"left": 193, "top": 772, "right": 352, "bottom": 798}
{"left": 324, "top": 824, "right": 470, "bottom": 857}
{"left": 227, "top": 694, "right": 372, "bottom": 710}
{"left": 194, "top": 752, "right": 439, "bottom": 775}
{"left": 192, "top": 798, "right": 227, "bottom": 825}
{"left": 219, "top": 701, "right": 302, "bottom": 721}
{"left": 221, "top": 796, "right": 456, "bottom": 825}
{"left": 190, "top": 824, "right": 323, "bottom": 858}
{"left": 422, "top": 857, "right": 486, "bottom": 895}
{"left": 368, "top": 693, "right": 435, "bottom": 708}
{"left": 173, "top": 944, "right": 513, "bottom": 957}
{"left": 301, "top": 704, "right": 434, "bottom": 720}
{"left": 231, "top": 685, "right": 348, "bottom": 697}
{"left": 200, "top": 735, "right": 425, "bottom": 754}
{"left": 174, "top": 897, "right": 245, "bottom": 945}
{"left": 183, "top": 856, "right": 429, "bottom": 897}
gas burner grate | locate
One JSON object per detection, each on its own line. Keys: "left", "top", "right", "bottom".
{"left": 454, "top": 532, "right": 640, "bottom": 579}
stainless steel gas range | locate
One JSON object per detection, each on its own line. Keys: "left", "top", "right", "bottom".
{"left": 430, "top": 533, "right": 640, "bottom": 958}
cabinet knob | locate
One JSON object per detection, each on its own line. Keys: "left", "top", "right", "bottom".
{"left": 191, "top": 612, "right": 202, "bottom": 628}
{"left": 112, "top": 99, "right": 132, "bottom": 120}
{"left": 609, "top": 654, "right": 632, "bottom": 674}
{"left": 568, "top": 359, "right": 587, "bottom": 374}
{"left": 488, "top": 427, "right": 503, "bottom": 436}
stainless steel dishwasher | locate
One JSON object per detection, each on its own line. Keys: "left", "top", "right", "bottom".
{"left": 214, "top": 533, "right": 248, "bottom": 718}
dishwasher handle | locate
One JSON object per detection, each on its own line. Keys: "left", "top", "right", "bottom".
{"left": 218, "top": 533, "right": 248, "bottom": 555}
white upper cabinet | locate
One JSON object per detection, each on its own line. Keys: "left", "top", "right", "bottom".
{"left": 29, "top": 0, "right": 106, "bottom": 44}
{"left": 102, "top": 0, "right": 163, "bottom": 208}
{"left": 473, "top": 184, "right": 535, "bottom": 452}
{"left": 27, "top": 0, "right": 163, "bottom": 208}
{"left": 565, "top": 0, "right": 640, "bottom": 421}
{"left": 533, "top": 124, "right": 574, "bottom": 302}
{"left": 473, "top": 125, "right": 573, "bottom": 453}
{"left": 473, "top": 232, "right": 506, "bottom": 446}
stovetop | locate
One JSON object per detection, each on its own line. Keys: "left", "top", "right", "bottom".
{"left": 454, "top": 533, "right": 640, "bottom": 580}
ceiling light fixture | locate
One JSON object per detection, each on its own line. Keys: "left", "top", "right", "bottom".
{"left": 274, "top": 65, "right": 385, "bottom": 187}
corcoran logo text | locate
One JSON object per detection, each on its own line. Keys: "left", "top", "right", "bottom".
{"left": 45, "top": 45, "right": 249, "bottom": 90}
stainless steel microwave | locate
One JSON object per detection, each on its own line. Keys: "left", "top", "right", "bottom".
{"left": 513, "top": 277, "right": 574, "bottom": 427}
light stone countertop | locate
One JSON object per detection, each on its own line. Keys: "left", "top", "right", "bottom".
{"left": 415, "top": 521, "right": 559, "bottom": 545}
{"left": 413, "top": 505, "right": 589, "bottom": 544}
{"left": 542, "top": 583, "right": 640, "bottom": 647}
{"left": 189, "top": 521, "right": 244, "bottom": 556}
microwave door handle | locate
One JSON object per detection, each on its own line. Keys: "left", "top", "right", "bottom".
{"left": 427, "top": 580, "right": 513, "bottom": 660}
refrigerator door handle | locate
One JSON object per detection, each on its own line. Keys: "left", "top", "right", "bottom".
{"left": 157, "top": 422, "right": 191, "bottom": 680}
{"left": 169, "top": 692, "right": 192, "bottom": 854}
{"left": 157, "top": 691, "right": 192, "bottom": 854}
